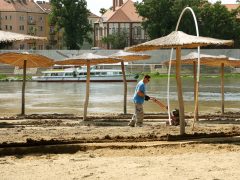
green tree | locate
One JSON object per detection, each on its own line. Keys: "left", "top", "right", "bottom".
{"left": 135, "top": 0, "right": 208, "bottom": 38}
{"left": 199, "top": 2, "right": 240, "bottom": 47}
{"left": 101, "top": 30, "right": 128, "bottom": 49}
{"left": 100, "top": 8, "right": 107, "bottom": 15}
{"left": 135, "top": 0, "right": 175, "bottom": 39}
{"left": 135, "top": 0, "right": 240, "bottom": 47}
{"left": 50, "top": 0, "right": 92, "bottom": 49}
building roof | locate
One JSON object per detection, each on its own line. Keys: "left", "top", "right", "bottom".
{"left": 224, "top": 4, "right": 240, "bottom": 11}
{"left": 89, "top": 12, "right": 99, "bottom": 18}
{"left": 224, "top": 4, "right": 240, "bottom": 19}
{"left": 0, "top": 0, "right": 16, "bottom": 11}
{"left": 36, "top": 1, "right": 51, "bottom": 13}
{"left": 98, "top": 0, "right": 142, "bottom": 23}
{"left": 0, "top": 0, "right": 45, "bottom": 13}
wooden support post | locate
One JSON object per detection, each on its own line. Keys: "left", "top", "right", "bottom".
{"left": 83, "top": 61, "right": 90, "bottom": 120}
{"left": 121, "top": 61, "right": 127, "bottom": 114}
{"left": 21, "top": 60, "right": 27, "bottom": 116}
{"left": 193, "top": 61, "right": 198, "bottom": 121}
{"left": 221, "top": 63, "right": 224, "bottom": 115}
{"left": 175, "top": 47, "right": 185, "bottom": 135}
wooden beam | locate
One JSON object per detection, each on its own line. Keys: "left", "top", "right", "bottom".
{"left": 21, "top": 60, "right": 27, "bottom": 116}
{"left": 175, "top": 47, "right": 185, "bottom": 135}
{"left": 221, "top": 63, "right": 224, "bottom": 115}
{"left": 121, "top": 61, "right": 127, "bottom": 114}
{"left": 83, "top": 61, "right": 90, "bottom": 120}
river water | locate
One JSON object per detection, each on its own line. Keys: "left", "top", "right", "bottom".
{"left": 0, "top": 77, "right": 240, "bottom": 116}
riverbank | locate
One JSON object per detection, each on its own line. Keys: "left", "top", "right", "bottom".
{"left": 1, "top": 72, "right": 240, "bottom": 82}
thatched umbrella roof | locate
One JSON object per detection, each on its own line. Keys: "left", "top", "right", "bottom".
{"left": 110, "top": 50, "right": 151, "bottom": 61}
{"left": 55, "top": 53, "right": 122, "bottom": 120}
{"left": 126, "top": 31, "right": 233, "bottom": 52}
{"left": 0, "top": 52, "right": 54, "bottom": 68}
{"left": 56, "top": 53, "right": 121, "bottom": 65}
{"left": 0, "top": 52, "right": 54, "bottom": 116}
{"left": 0, "top": 30, "right": 47, "bottom": 43}
{"left": 164, "top": 52, "right": 228, "bottom": 66}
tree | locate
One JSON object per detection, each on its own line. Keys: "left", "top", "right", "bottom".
{"left": 100, "top": 8, "right": 107, "bottom": 15}
{"left": 101, "top": 30, "right": 128, "bottom": 49}
{"left": 199, "top": 2, "right": 240, "bottom": 47}
{"left": 135, "top": 0, "right": 240, "bottom": 47}
{"left": 135, "top": 0, "right": 208, "bottom": 38}
{"left": 49, "top": 0, "right": 92, "bottom": 49}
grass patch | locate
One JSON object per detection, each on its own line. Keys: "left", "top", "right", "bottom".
{"left": 136, "top": 72, "right": 240, "bottom": 79}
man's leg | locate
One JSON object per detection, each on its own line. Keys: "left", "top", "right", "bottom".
{"left": 135, "top": 103, "right": 144, "bottom": 126}
{"left": 128, "top": 103, "right": 138, "bottom": 127}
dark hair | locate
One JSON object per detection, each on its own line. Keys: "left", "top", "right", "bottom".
{"left": 144, "top": 75, "right": 151, "bottom": 79}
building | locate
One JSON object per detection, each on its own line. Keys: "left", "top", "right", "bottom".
{"left": 0, "top": 0, "right": 47, "bottom": 49}
{"left": 224, "top": 4, "right": 240, "bottom": 18}
{"left": 0, "top": 0, "right": 99, "bottom": 50}
{"left": 35, "top": 0, "right": 64, "bottom": 49}
{"left": 94, "top": 0, "right": 149, "bottom": 49}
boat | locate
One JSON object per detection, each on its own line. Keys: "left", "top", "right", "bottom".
{"left": 32, "top": 65, "right": 138, "bottom": 82}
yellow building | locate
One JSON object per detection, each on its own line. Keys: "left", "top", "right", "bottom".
{"left": 0, "top": 0, "right": 47, "bottom": 49}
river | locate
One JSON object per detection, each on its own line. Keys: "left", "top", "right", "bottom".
{"left": 0, "top": 77, "right": 240, "bottom": 116}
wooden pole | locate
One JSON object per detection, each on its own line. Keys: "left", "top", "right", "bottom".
{"left": 193, "top": 61, "right": 198, "bottom": 121}
{"left": 83, "top": 61, "right": 90, "bottom": 120}
{"left": 121, "top": 61, "right": 127, "bottom": 114}
{"left": 221, "top": 63, "right": 224, "bottom": 115}
{"left": 175, "top": 47, "right": 185, "bottom": 135}
{"left": 21, "top": 60, "right": 27, "bottom": 116}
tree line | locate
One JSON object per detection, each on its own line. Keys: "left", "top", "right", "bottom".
{"left": 48, "top": 0, "right": 240, "bottom": 49}
{"left": 135, "top": 0, "right": 240, "bottom": 48}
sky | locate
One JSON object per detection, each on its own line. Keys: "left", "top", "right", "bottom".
{"left": 86, "top": 0, "right": 238, "bottom": 16}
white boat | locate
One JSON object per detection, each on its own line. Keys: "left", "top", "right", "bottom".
{"left": 32, "top": 66, "right": 138, "bottom": 82}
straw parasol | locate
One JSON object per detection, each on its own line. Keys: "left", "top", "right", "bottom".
{"left": 127, "top": 30, "right": 233, "bottom": 135}
{"left": 0, "top": 52, "right": 54, "bottom": 115}
{"left": 110, "top": 50, "right": 151, "bottom": 114}
{"left": 55, "top": 53, "right": 122, "bottom": 120}
{"left": 164, "top": 52, "right": 230, "bottom": 116}
{"left": 0, "top": 30, "right": 47, "bottom": 43}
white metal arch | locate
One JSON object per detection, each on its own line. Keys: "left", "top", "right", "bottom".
{"left": 167, "top": 7, "right": 200, "bottom": 124}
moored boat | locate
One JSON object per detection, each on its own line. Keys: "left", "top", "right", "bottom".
{"left": 32, "top": 66, "right": 138, "bottom": 82}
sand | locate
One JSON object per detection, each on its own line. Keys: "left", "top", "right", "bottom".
{"left": 0, "top": 112, "right": 240, "bottom": 179}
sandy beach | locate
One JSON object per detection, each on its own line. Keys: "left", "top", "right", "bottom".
{"left": 0, "top": 112, "right": 240, "bottom": 179}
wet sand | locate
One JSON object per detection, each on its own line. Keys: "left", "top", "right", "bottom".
{"left": 0, "top": 112, "right": 240, "bottom": 179}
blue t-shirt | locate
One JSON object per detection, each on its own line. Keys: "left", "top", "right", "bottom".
{"left": 133, "top": 80, "right": 145, "bottom": 104}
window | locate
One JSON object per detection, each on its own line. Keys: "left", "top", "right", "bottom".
{"left": 155, "top": 65, "right": 162, "bottom": 69}
{"left": 19, "top": 25, "right": 24, "bottom": 31}
{"left": 38, "top": 45, "right": 43, "bottom": 50}
{"left": 19, "top": 44, "right": 25, "bottom": 49}
{"left": 65, "top": 73, "right": 73, "bottom": 76}
{"left": 101, "top": 72, "right": 107, "bottom": 75}
{"left": 99, "top": 27, "right": 103, "bottom": 36}
{"left": 39, "top": 26, "right": 43, "bottom": 31}
{"left": 5, "top": 16, "right": 7, "bottom": 20}
{"left": 50, "top": 26, "right": 54, "bottom": 33}
{"left": 9, "top": 26, "right": 12, "bottom": 30}
{"left": 112, "top": 27, "right": 116, "bottom": 34}
{"left": 5, "top": 25, "right": 8, "bottom": 30}
{"left": 51, "top": 73, "right": 59, "bottom": 76}
{"left": 19, "top": 16, "right": 24, "bottom": 21}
